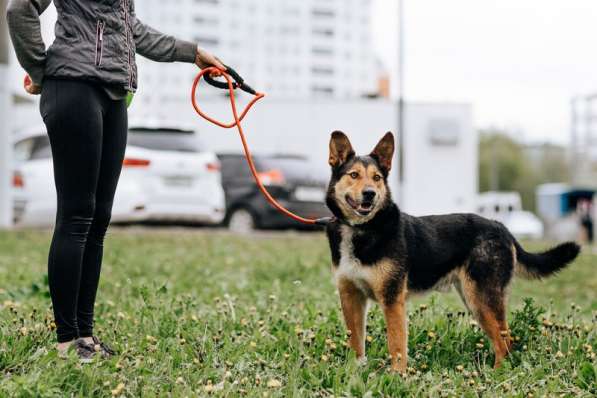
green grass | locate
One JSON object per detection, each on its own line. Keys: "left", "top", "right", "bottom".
{"left": 0, "top": 228, "right": 595, "bottom": 397}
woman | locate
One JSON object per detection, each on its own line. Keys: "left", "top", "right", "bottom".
{"left": 7, "top": 0, "right": 224, "bottom": 361}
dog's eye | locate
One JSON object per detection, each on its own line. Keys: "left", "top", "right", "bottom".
{"left": 349, "top": 172, "right": 359, "bottom": 179}
{"left": 373, "top": 174, "right": 382, "bottom": 182}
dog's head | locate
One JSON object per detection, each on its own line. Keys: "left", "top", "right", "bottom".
{"left": 326, "top": 131, "right": 395, "bottom": 225}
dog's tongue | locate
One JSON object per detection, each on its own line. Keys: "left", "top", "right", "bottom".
{"left": 346, "top": 195, "right": 359, "bottom": 209}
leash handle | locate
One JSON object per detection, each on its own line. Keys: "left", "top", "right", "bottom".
{"left": 191, "top": 66, "right": 331, "bottom": 227}
{"left": 203, "top": 65, "right": 257, "bottom": 95}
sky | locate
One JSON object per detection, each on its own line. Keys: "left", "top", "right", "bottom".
{"left": 371, "top": 0, "right": 597, "bottom": 144}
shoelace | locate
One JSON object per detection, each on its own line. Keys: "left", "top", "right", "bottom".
{"left": 92, "top": 336, "right": 116, "bottom": 355}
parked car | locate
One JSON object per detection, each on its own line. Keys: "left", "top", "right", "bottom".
{"left": 218, "top": 153, "right": 331, "bottom": 233}
{"left": 502, "top": 210, "right": 544, "bottom": 240}
{"left": 12, "top": 124, "right": 225, "bottom": 227}
{"left": 477, "top": 191, "right": 543, "bottom": 240}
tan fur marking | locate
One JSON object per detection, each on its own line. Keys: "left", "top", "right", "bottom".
{"left": 337, "top": 279, "right": 368, "bottom": 359}
{"left": 382, "top": 278, "right": 408, "bottom": 372}
{"left": 333, "top": 162, "right": 388, "bottom": 225}
{"left": 457, "top": 271, "right": 512, "bottom": 368}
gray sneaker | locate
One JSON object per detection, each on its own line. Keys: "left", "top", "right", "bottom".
{"left": 91, "top": 336, "right": 116, "bottom": 358}
{"left": 72, "top": 338, "right": 96, "bottom": 363}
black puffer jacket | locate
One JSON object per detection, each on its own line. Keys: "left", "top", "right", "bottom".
{"left": 7, "top": 0, "right": 197, "bottom": 90}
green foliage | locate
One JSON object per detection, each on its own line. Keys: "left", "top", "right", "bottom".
{"left": 0, "top": 230, "right": 595, "bottom": 397}
{"left": 478, "top": 130, "right": 570, "bottom": 211}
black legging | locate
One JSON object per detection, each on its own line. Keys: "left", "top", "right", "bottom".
{"left": 40, "top": 79, "right": 128, "bottom": 343}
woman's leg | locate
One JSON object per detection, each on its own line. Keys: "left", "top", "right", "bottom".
{"left": 77, "top": 96, "right": 128, "bottom": 339}
{"left": 41, "top": 79, "right": 106, "bottom": 344}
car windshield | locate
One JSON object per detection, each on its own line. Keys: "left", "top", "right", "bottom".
{"left": 128, "top": 128, "right": 203, "bottom": 153}
{"left": 259, "top": 156, "right": 324, "bottom": 182}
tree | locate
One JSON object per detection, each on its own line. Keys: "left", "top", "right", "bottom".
{"left": 478, "top": 130, "right": 569, "bottom": 212}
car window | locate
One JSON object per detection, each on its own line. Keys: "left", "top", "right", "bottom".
{"left": 14, "top": 138, "right": 35, "bottom": 162}
{"left": 259, "top": 157, "right": 321, "bottom": 181}
{"left": 219, "top": 156, "right": 253, "bottom": 181}
{"left": 128, "top": 128, "right": 203, "bottom": 153}
{"left": 14, "top": 135, "right": 51, "bottom": 162}
{"left": 30, "top": 136, "right": 52, "bottom": 160}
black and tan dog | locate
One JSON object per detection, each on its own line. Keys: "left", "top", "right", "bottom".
{"left": 324, "top": 131, "right": 580, "bottom": 371}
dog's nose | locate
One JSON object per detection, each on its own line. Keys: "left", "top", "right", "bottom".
{"left": 362, "top": 189, "right": 376, "bottom": 202}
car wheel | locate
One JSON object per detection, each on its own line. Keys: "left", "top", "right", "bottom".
{"left": 228, "top": 208, "right": 257, "bottom": 234}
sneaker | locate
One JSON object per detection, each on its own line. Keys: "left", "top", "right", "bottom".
{"left": 91, "top": 336, "right": 116, "bottom": 358}
{"left": 68, "top": 338, "right": 96, "bottom": 363}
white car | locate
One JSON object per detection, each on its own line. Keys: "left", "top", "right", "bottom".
{"left": 12, "top": 124, "right": 226, "bottom": 227}
{"left": 503, "top": 210, "right": 544, "bottom": 240}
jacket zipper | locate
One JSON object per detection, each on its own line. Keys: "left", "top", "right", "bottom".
{"left": 95, "top": 20, "right": 105, "bottom": 67}
{"left": 122, "top": 0, "right": 133, "bottom": 90}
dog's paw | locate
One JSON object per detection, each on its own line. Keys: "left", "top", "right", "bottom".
{"left": 356, "top": 356, "right": 368, "bottom": 367}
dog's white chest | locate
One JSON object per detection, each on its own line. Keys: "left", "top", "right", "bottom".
{"left": 334, "top": 227, "right": 376, "bottom": 298}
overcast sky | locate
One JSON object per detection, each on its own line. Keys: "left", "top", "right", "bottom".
{"left": 371, "top": 0, "right": 597, "bottom": 144}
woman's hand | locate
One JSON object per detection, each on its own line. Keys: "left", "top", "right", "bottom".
{"left": 24, "top": 75, "right": 42, "bottom": 95}
{"left": 195, "top": 48, "right": 226, "bottom": 76}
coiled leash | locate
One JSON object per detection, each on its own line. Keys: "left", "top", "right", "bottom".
{"left": 191, "top": 66, "right": 332, "bottom": 226}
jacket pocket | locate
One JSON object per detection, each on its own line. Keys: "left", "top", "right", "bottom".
{"left": 95, "top": 20, "right": 106, "bottom": 67}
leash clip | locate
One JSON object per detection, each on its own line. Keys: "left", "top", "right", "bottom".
{"left": 204, "top": 65, "right": 258, "bottom": 95}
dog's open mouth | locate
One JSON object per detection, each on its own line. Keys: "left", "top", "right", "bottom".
{"left": 346, "top": 195, "right": 374, "bottom": 216}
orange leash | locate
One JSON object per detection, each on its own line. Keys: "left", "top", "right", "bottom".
{"left": 191, "top": 66, "right": 331, "bottom": 226}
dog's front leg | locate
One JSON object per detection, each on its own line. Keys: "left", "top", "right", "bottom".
{"left": 338, "top": 279, "right": 368, "bottom": 361}
{"left": 382, "top": 284, "right": 408, "bottom": 373}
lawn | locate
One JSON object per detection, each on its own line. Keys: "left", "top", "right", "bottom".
{"left": 0, "top": 228, "right": 595, "bottom": 397}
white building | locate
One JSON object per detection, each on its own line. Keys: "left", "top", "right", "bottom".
{"left": 133, "top": 0, "right": 378, "bottom": 112}
{"left": 145, "top": 97, "right": 478, "bottom": 215}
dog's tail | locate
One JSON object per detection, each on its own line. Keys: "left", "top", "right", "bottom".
{"left": 514, "top": 240, "right": 580, "bottom": 280}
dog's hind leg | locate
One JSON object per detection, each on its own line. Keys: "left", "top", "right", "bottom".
{"left": 458, "top": 271, "right": 513, "bottom": 368}
{"left": 338, "top": 279, "right": 368, "bottom": 362}
{"left": 453, "top": 278, "right": 472, "bottom": 313}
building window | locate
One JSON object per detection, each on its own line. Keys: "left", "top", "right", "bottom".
{"left": 311, "top": 66, "right": 334, "bottom": 76}
{"left": 194, "top": 16, "right": 218, "bottom": 27}
{"left": 312, "top": 9, "right": 336, "bottom": 18}
{"left": 311, "top": 86, "right": 334, "bottom": 95}
{"left": 312, "top": 27, "right": 334, "bottom": 37}
{"left": 311, "top": 47, "right": 334, "bottom": 56}
{"left": 194, "top": 36, "right": 220, "bottom": 47}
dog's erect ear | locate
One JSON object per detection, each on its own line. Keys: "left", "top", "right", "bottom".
{"left": 329, "top": 131, "right": 355, "bottom": 168}
{"left": 370, "top": 132, "right": 395, "bottom": 173}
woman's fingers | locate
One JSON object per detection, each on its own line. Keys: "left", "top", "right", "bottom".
{"left": 24, "top": 78, "right": 42, "bottom": 95}
{"left": 196, "top": 48, "right": 226, "bottom": 72}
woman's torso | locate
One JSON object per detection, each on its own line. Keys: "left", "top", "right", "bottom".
{"left": 46, "top": 0, "right": 138, "bottom": 91}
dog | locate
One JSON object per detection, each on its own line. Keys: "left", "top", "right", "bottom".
{"left": 324, "top": 131, "right": 580, "bottom": 371}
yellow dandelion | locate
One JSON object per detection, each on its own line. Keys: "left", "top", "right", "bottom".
{"left": 456, "top": 365, "right": 464, "bottom": 372}
{"left": 427, "top": 331, "right": 436, "bottom": 339}
{"left": 267, "top": 379, "right": 282, "bottom": 388}
{"left": 111, "top": 383, "right": 125, "bottom": 396}
{"left": 250, "top": 341, "right": 257, "bottom": 348}
{"left": 366, "top": 335, "right": 373, "bottom": 342}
